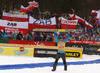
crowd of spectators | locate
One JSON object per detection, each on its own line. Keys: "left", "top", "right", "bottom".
{"left": 0, "top": 27, "right": 100, "bottom": 42}
{"left": 0, "top": 11, "right": 100, "bottom": 42}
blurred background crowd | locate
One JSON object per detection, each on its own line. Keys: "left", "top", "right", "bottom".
{"left": 0, "top": 11, "right": 100, "bottom": 42}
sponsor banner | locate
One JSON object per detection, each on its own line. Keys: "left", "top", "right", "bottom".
{"left": 9, "top": 39, "right": 55, "bottom": 46}
{"left": 34, "top": 48, "right": 57, "bottom": 58}
{"left": 0, "top": 46, "right": 34, "bottom": 56}
{"left": 0, "top": 19, "right": 28, "bottom": 35}
{"left": 65, "top": 50, "right": 83, "bottom": 58}
{"left": 66, "top": 41, "right": 100, "bottom": 55}
{"left": 34, "top": 48, "right": 83, "bottom": 58}
{"left": 33, "top": 29, "right": 82, "bottom": 32}
{"left": 84, "top": 44, "right": 100, "bottom": 55}
{"left": 2, "top": 12, "right": 28, "bottom": 22}
{"left": 29, "top": 16, "right": 56, "bottom": 31}
{"left": 61, "top": 17, "right": 78, "bottom": 29}
{"left": 67, "top": 40, "right": 100, "bottom": 45}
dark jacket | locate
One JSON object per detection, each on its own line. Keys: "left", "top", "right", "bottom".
{"left": 34, "top": 32, "right": 42, "bottom": 41}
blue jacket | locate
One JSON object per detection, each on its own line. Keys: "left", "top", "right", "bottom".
{"left": 54, "top": 33, "right": 70, "bottom": 53}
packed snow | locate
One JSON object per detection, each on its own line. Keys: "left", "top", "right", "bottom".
{"left": 0, "top": 54, "right": 100, "bottom": 73}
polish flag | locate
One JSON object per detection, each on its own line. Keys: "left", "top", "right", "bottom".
{"left": 85, "top": 21, "right": 93, "bottom": 29}
{"left": 20, "top": 1, "right": 39, "bottom": 13}
{"left": 20, "top": 5, "right": 28, "bottom": 13}
{"left": 91, "top": 10, "right": 100, "bottom": 25}
{"left": 68, "top": 9, "right": 93, "bottom": 29}
{"left": 91, "top": 10, "right": 100, "bottom": 15}
{"left": 28, "top": 1, "right": 39, "bottom": 7}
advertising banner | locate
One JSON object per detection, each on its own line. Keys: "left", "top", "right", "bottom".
{"left": 0, "top": 46, "right": 34, "bottom": 56}
{"left": 65, "top": 50, "right": 83, "bottom": 58}
{"left": 9, "top": 40, "right": 55, "bottom": 46}
{"left": 84, "top": 44, "right": 100, "bottom": 55}
{"left": 34, "top": 48, "right": 83, "bottom": 58}
{"left": 67, "top": 40, "right": 100, "bottom": 45}
{"left": 34, "top": 48, "right": 57, "bottom": 58}
{"left": 0, "top": 19, "right": 28, "bottom": 35}
{"left": 29, "top": 16, "right": 56, "bottom": 31}
{"left": 66, "top": 41, "right": 100, "bottom": 55}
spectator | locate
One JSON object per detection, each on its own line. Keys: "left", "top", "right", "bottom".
{"left": 16, "top": 32, "right": 23, "bottom": 40}
{"left": 42, "top": 32, "right": 47, "bottom": 41}
{"left": 0, "top": 31, "right": 3, "bottom": 39}
{"left": 95, "top": 35, "right": 100, "bottom": 41}
{"left": 3, "top": 32, "right": 8, "bottom": 39}
{"left": 91, "top": 34, "right": 96, "bottom": 41}
{"left": 45, "top": 33, "right": 53, "bottom": 42}
{"left": 44, "top": 11, "right": 51, "bottom": 19}
{"left": 34, "top": 32, "right": 42, "bottom": 41}
{"left": 87, "top": 16, "right": 92, "bottom": 24}
{"left": 23, "top": 35, "right": 27, "bottom": 41}
{"left": 12, "top": 32, "right": 17, "bottom": 40}
{"left": 2, "top": 30, "right": 8, "bottom": 39}
{"left": 27, "top": 32, "right": 32, "bottom": 41}
{"left": 8, "top": 32, "right": 12, "bottom": 39}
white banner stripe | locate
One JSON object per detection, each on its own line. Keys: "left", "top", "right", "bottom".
{"left": 0, "top": 19, "right": 28, "bottom": 29}
{"left": 29, "top": 16, "right": 56, "bottom": 25}
{"left": 3, "top": 12, "right": 28, "bottom": 18}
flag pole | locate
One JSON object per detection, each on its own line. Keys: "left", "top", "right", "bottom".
{"left": 37, "top": 7, "right": 41, "bottom": 13}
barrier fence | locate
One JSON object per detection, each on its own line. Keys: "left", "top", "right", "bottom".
{"left": 0, "top": 39, "right": 100, "bottom": 55}
{"left": 0, "top": 43, "right": 83, "bottom": 58}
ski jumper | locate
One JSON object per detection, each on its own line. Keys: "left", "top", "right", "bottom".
{"left": 52, "top": 33, "right": 70, "bottom": 71}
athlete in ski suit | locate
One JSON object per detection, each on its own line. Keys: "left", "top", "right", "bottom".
{"left": 52, "top": 32, "right": 70, "bottom": 71}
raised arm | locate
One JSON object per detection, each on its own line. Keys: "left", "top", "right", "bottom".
{"left": 64, "top": 33, "right": 70, "bottom": 43}
{"left": 54, "top": 33, "right": 59, "bottom": 43}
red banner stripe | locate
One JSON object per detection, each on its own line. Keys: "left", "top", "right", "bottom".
{"left": 61, "top": 24, "right": 77, "bottom": 29}
{"left": 2, "top": 16, "right": 28, "bottom": 22}
{"left": 0, "top": 26, "right": 28, "bottom": 35}
{"left": 29, "top": 24, "right": 56, "bottom": 31}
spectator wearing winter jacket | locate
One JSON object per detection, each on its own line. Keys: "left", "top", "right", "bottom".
{"left": 0, "top": 31, "right": 2, "bottom": 39}
{"left": 16, "top": 32, "right": 23, "bottom": 40}
{"left": 34, "top": 32, "right": 42, "bottom": 41}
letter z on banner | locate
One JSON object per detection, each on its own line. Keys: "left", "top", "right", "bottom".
{"left": 0, "top": 20, "right": 28, "bottom": 35}
{"left": 61, "top": 17, "right": 78, "bottom": 29}
{"left": 29, "top": 16, "right": 56, "bottom": 31}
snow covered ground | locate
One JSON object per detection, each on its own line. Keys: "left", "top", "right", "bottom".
{"left": 0, "top": 54, "right": 100, "bottom": 73}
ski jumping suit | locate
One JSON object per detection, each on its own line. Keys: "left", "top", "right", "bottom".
{"left": 52, "top": 33, "right": 70, "bottom": 71}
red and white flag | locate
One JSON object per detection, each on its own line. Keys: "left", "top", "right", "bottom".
{"left": 2, "top": 12, "right": 28, "bottom": 22}
{"left": 29, "top": 16, "right": 56, "bottom": 31}
{"left": 0, "top": 19, "right": 28, "bottom": 35}
{"left": 75, "top": 15, "right": 93, "bottom": 29}
{"left": 69, "top": 9, "right": 93, "bottom": 29}
{"left": 85, "top": 21, "right": 93, "bottom": 29}
{"left": 91, "top": 10, "right": 100, "bottom": 25}
{"left": 20, "top": 5, "right": 28, "bottom": 13}
{"left": 61, "top": 17, "right": 78, "bottom": 29}
{"left": 28, "top": 1, "right": 39, "bottom": 7}
{"left": 95, "top": 13, "right": 100, "bottom": 25}
{"left": 68, "top": 9, "right": 75, "bottom": 20}
{"left": 91, "top": 10, "right": 99, "bottom": 15}
{"left": 20, "top": 1, "right": 39, "bottom": 13}
{"left": 75, "top": 15, "right": 85, "bottom": 23}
